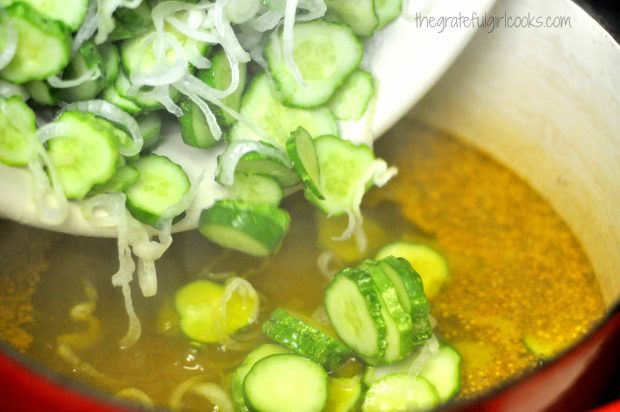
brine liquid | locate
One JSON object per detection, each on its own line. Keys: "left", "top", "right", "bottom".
{"left": 0, "top": 121, "right": 605, "bottom": 408}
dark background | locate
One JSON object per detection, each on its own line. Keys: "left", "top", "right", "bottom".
{"left": 574, "top": 0, "right": 620, "bottom": 407}
{"left": 577, "top": 0, "right": 620, "bottom": 39}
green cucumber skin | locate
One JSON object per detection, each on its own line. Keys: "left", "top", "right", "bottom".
{"left": 263, "top": 308, "right": 352, "bottom": 371}
{"left": 99, "top": 43, "right": 121, "bottom": 88}
{"left": 0, "top": 96, "right": 37, "bottom": 166}
{"left": 89, "top": 165, "right": 140, "bottom": 195}
{"left": 265, "top": 21, "right": 364, "bottom": 109}
{"left": 360, "top": 260, "right": 415, "bottom": 363}
{"left": 102, "top": 86, "right": 143, "bottom": 115}
{"left": 286, "top": 127, "right": 324, "bottom": 199}
{"left": 329, "top": 69, "right": 376, "bottom": 121}
{"left": 199, "top": 49, "right": 247, "bottom": 126}
{"left": 325, "top": 0, "right": 379, "bottom": 38}
{"left": 0, "top": 3, "right": 71, "bottom": 84}
{"left": 178, "top": 98, "right": 219, "bottom": 149}
{"left": 325, "top": 268, "right": 387, "bottom": 366}
{"left": 231, "top": 344, "right": 290, "bottom": 412}
{"left": 231, "top": 151, "right": 300, "bottom": 188}
{"left": 199, "top": 199, "right": 291, "bottom": 257}
{"left": 137, "top": 112, "right": 163, "bottom": 150}
{"left": 26, "top": 80, "right": 60, "bottom": 106}
{"left": 375, "top": 0, "right": 403, "bottom": 29}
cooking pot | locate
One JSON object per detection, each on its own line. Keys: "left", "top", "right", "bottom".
{"left": 1, "top": 0, "right": 619, "bottom": 411}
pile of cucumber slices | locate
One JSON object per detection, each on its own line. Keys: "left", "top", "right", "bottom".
{"left": 225, "top": 255, "right": 461, "bottom": 412}
{"left": 0, "top": 0, "right": 397, "bottom": 258}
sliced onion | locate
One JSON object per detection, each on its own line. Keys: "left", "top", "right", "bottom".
{"left": 213, "top": 0, "right": 251, "bottom": 63}
{"left": 282, "top": 0, "right": 307, "bottom": 87}
{"left": 139, "top": 85, "right": 183, "bottom": 117}
{"left": 297, "top": 0, "right": 327, "bottom": 21}
{"left": 170, "top": 377, "right": 233, "bottom": 412}
{"left": 333, "top": 160, "right": 397, "bottom": 241}
{"left": 28, "top": 143, "right": 69, "bottom": 225}
{"left": 63, "top": 99, "right": 144, "bottom": 156}
{"left": 317, "top": 250, "right": 338, "bottom": 280}
{"left": 216, "top": 140, "right": 292, "bottom": 186}
{"left": 47, "top": 67, "right": 101, "bottom": 89}
{"left": 406, "top": 334, "right": 440, "bottom": 377}
{"left": 166, "top": 15, "right": 219, "bottom": 43}
{"left": 175, "top": 81, "right": 222, "bottom": 140}
{"left": 116, "top": 389, "right": 154, "bottom": 407}
{"left": 0, "top": 18, "right": 17, "bottom": 71}
{"left": 129, "top": 31, "right": 188, "bottom": 87}
{"left": 72, "top": 0, "right": 98, "bottom": 53}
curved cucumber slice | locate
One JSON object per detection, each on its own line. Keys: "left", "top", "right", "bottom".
{"left": 99, "top": 43, "right": 121, "bottom": 88}
{"left": 329, "top": 70, "right": 375, "bottom": 121}
{"left": 47, "top": 112, "right": 120, "bottom": 199}
{"left": 89, "top": 165, "right": 139, "bottom": 195}
{"left": 228, "top": 73, "right": 338, "bottom": 149}
{"left": 124, "top": 154, "right": 190, "bottom": 226}
{"left": 325, "top": 0, "right": 379, "bottom": 37}
{"left": 115, "top": 70, "right": 163, "bottom": 110}
{"left": 286, "top": 127, "right": 323, "bottom": 199}
{"left": 174, "top": 278, "right": 259, "bottom": 344}
{"left": 265, "top": 20, "right": 363, "bottom": 108}
{"left": 0, "top": 96, "right": 37, "bottom": 167}
{"left": 199, "top": 199, "right": 290, "bottom": 257}
{"left": 0, "top": 3, "right": 71, "bottom": 84}
{"left": 263, "top": 308, "right": 352, "bottom": 371}
{"left": 179, "top": 98, "right": 219, "bottom": 149}
{"left": 26, "top": 80, "right": 59, "bottom": 106}
{"left": 361, "top": 260, "right": 414, "bottom": 363}
{"left": 375, "top": 0, "right": 403, "bottom": 29}
{"left": 137, "top": 112, "right": 163, "bottom": 150}
{"left": 419, "top": 345, "right": 462, "bottom": 403}
{"left": 306, "top": 135, "right": 376, "bottom": 216}
{"left": 20, "top": 0, "right": 89, "bottom": 31}
{"left": 244, "top": 353, "right": 328, "bottom": 412}
{"left": 325, "top": 268, "right": 387, "bottom": 365}
{"left": 102, "top": 86, "right": 142, "bottom": 115}
{"left": 229, "top": 173, "right": 283, "bottom": 205}
{"left": 232, "top": 344, "right": 290, "bottom": 412}
{"left": 325, "top": 375, "right": 363, "bottom": 412}
{"left": 362, "top": 373, "right": 439, "bottom": 412}
{"left": 199, "top": 48, "right": 247, "bottom": 126}
{"left": 377, "top": 242, "right": 449, "bottom": 299}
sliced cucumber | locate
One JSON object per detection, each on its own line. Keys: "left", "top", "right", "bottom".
{"left": 216, "top": 140, "right": 300, "bottom": 188}
{"left": 361, "top": 260, "right": 414, "bottom": 363}
{"left": 200, "top": 48, "right": 247, "bottom": 126}
{"left": 325, "top": 268, "right": 387, "bottom": 365}
{"left": 102, "top": 86, "right": 143, "bottom": 115}
{"left": 419, "top": 345, "right": 462, "bottom": 403}
{"left": 89, "top": 165, "right": 140, "bottom": 195}
{"left": 178, "top": 98, "right": 219, "bottom": 149}
{"left": 265, "top": 20, "right": 363, "bottom": 108}
{"left": 377, "top": 242, "right": 449, "bottom": 300}
{"left": 0, "top": 3, "right": 71, "bottom": 84}
{"left": 286, "top": 127, "right": 323, "bottom": 199}
{"left": 329, "top": 70, "right": 375, "bottom": 121}
{"left": 0, "top": 96, "right": 37, "bottom": 166}
{"left": 305, "top": 135, "right": 376, "bottom": 216}
{"left": 59, "top": 41, "right": 105, "bottom": 102}
{"left": 26, "top": 80, "right": 59, "bottom": 106}
{"left": 263, "top": 308, "right": 352, "bottom": 371}
{"left": 229, "top": 173, "right": 283, "bottom": 205}
{"left": 198, "top": 199, "right": 290, "bottom": 257}
{"left": 99, "top": 43, "right": 121, "bottom": 88}
{"left": 325, "top": 0, "right": 379, "bottom": 37}
{"left": 228, "top": 73, "right": 338, "bottom": 149}
{"left": 375, "top": 0, "right": 403, "bottom": 29}
{"left": 47, "top": 112, "right": 120, "bottom": 199}
{"left": 121, "top": 25, "right": 210, "bottom": 79}
{"left": 20, "top": 0, "right": 89, "bottom": 31}
{"left": 231, "top": 344, "right": 290, "bottom": 412}
{"left": 325, "top": 375, "right": 363, "bottom": 412}
{"left": 174, "top": 278, "right": 260, "bottom": 344}
{"left": 362, "top": 373, "right": 439, "bottom": 412}
{"left": 124, "top": 154, "right": 190, "bottom": 226}
{"left": 379, "top": 257, "right": 432, "bottom": 346}
{"left": 115, "top": 70, "right": 163, "bottom": 110}
{"left": 137, "top": 112, "right": 163, "bottom": 151}
{"left": 244, "top": 353, "right": 328, "bottom": 412}
{"left": 108, "top": 1, "right": 153, "bottom": 41}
